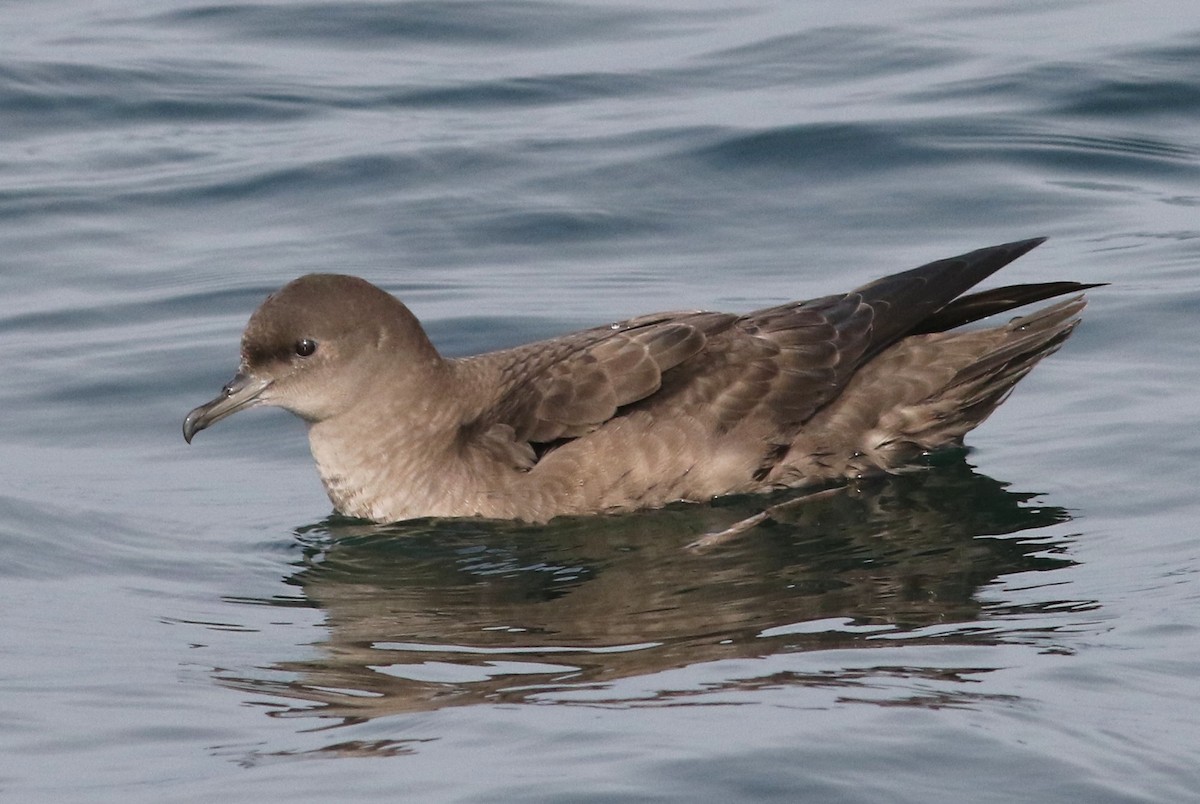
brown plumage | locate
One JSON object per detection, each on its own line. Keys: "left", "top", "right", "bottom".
{"left": 183, "top": 238, "right": 1099, "bottom": 523}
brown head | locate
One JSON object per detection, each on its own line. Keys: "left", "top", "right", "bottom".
{"left": 183, "top": 274, "right": 442, "bottom": 442}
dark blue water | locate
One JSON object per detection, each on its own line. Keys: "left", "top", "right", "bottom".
{"left": 3, "top": 1, "right": 1199, "bottom": 801}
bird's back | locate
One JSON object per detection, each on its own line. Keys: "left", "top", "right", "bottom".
{"left": 444, "top": 239, "right": 1096, "bottom": 520}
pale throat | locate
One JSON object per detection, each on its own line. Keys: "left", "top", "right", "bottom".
{"left": 303, "top": 402, "right": 468, "bottom": 521}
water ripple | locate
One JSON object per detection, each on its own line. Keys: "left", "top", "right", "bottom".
{"left": 2, "top": 0, "right": 1200, "bottom": 799}
{"left": 156, "top": 1, "right": 669, "bottom": 47}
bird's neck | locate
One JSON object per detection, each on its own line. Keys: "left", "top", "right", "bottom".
{"left": 304, "top": 361, "right": 473, "bottom": 521}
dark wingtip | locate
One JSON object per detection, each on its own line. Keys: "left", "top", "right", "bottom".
{"left": 979, "top": 236, "right": 1047, "bottom": 262}
{"left": 853, "top": 236, "right": 1054, "bottom": 349}
{"left": 1016, "top": 236, "right": 1047, "bottom": 256}
{"left": 912, "top": 279, "right": 1106, "bottom": 335}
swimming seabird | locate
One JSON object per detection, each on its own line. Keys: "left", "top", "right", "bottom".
{"left": 184, "top": 238, "right": 1097, "bottom": 523}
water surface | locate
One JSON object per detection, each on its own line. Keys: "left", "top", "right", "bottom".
{"left": 2, "top": 1, "right": 1199, "bottom": 801}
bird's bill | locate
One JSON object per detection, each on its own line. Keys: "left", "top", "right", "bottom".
{"left": 183, "top": 371, "right": 272, "bottom": 443}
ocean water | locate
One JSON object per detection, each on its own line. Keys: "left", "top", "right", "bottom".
{"left": 3, "top": 1, "right": 1199, "bottom": 801}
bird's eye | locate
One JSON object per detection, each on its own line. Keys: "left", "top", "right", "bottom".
{"left": 294, "top": 338, "right": 317, "bottom": 357}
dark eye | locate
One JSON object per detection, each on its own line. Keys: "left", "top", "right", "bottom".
{"left": 294, "top": 338, "right": 317, "bottom": 357}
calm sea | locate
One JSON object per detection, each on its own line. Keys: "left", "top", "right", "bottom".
{"left": 2, "top": 1, "right": 1199, "bottom": 801}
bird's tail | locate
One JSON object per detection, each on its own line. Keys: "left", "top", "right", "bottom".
{"left": 772, "top": 295, "right": 1088, "bottom": 484}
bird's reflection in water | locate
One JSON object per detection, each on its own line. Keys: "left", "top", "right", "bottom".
{"left": 222, "top": 454, "right": 1091, "bottom": 724}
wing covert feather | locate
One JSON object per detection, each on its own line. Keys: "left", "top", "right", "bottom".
{"left": 467, "top": 311, "right": 735, "bottom": 444}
